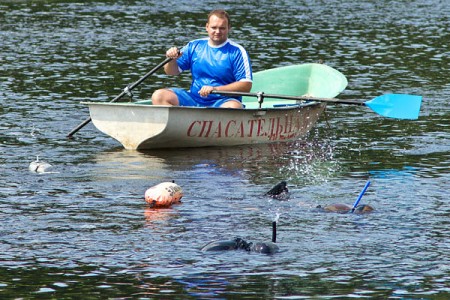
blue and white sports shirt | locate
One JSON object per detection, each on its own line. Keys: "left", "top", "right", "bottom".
{"left": 176, "top": 38, "right": 253, "bottom": 105}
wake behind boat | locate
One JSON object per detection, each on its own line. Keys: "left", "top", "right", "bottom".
{"left": 82, "top": 63, "right": 348, "bottom": 150}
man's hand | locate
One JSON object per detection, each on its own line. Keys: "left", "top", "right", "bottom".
{"left": 199, "top": 86, "right": 216, "bottom": 97}
{"left": 166, "top": 47, "right": 182, "bottom": 59}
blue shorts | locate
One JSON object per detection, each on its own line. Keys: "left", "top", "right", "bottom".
{"left": 170, "top": 88, "right": 241, "bottom": 108}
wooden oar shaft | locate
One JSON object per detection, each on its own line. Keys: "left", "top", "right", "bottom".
{"left": 66, "top": 116, "right": 92, "bottom": 138}
{"left": 67, "top": 56, "right": 173, "bottom": 138}
{"left": 127, "top": 56, "right": 172, "bottom": 91}
{"left": 212, "top": 90, "right": 365, "bottom": 106}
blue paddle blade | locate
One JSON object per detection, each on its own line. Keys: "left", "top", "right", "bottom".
{"left": 365, "top": 94, "right": 422, "bottom": 120}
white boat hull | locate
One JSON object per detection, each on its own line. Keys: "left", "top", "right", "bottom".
{"left": 84, "top": 102, "right": 326, "bottom": 150}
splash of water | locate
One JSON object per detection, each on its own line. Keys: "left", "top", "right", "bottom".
{"left": 273, "top": 212, "right": 280, "bottom": 223}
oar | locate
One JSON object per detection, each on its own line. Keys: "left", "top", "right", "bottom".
{"left": 67, "top": 56, "right": 173, "bottom": 137}
{"left": 212, "top": 91, "right": 422, "bottom": 120}
{"left": 351, "top": 181, "right": 371, "bottom": 213}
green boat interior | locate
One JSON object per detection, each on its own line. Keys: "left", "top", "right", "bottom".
{"left": 134, "top": 63, "right": 348, "bottom": 109}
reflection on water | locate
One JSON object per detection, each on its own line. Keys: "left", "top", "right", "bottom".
{"left": 1, "top": 0, "right": 449, "bottom": 298}
{"left": 88, "top": 140, "right": 340, "bottom": 186}
{"left": 144, "top": 206, "right": 179, "bottom": 226}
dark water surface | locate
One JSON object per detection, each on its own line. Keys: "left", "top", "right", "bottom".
{"left": 1, "top": 0, "right": 449, "bottom": 298}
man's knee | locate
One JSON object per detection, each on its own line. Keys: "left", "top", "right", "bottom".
{"left": 221, "top": 100, "right": 243, "bottom": 109}
{"left": 151, "top": 89, "right": 178, "bottom": 105}
{"left": 151, "top": 89, "right": 166, "bottom": 104}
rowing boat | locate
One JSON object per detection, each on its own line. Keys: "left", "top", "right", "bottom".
{"left": 82, "top": 63, "right": 348, "bottom": 150}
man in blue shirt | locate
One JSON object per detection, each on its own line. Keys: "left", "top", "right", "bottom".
{"left": 152, "top": 10, "right": 253, "bottom": 108}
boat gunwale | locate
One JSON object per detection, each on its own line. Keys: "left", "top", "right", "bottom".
{"left": 80, "top": 100, "right": 322, "bottom": 111}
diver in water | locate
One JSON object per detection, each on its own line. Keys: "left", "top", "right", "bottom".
{"left": 200, "top": 221, "right": 279, "bottom": 254}
{"left": 316, "top": 203, "right": 374, "bottom": 214}
{"left": 316, "top": 181, "right": 373, "bottom": 214}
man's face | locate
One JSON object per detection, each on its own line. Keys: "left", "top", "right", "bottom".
{"left": 206, "top": 15, "right": 229, "bottom": 45}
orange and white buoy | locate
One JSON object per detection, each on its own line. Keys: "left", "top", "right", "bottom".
{"left": 144, "top": 181, "right": 183, "bottom": 208}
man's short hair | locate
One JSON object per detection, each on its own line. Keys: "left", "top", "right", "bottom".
{"left": 207, "top": 9, "right": 231, "bottom": 27}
